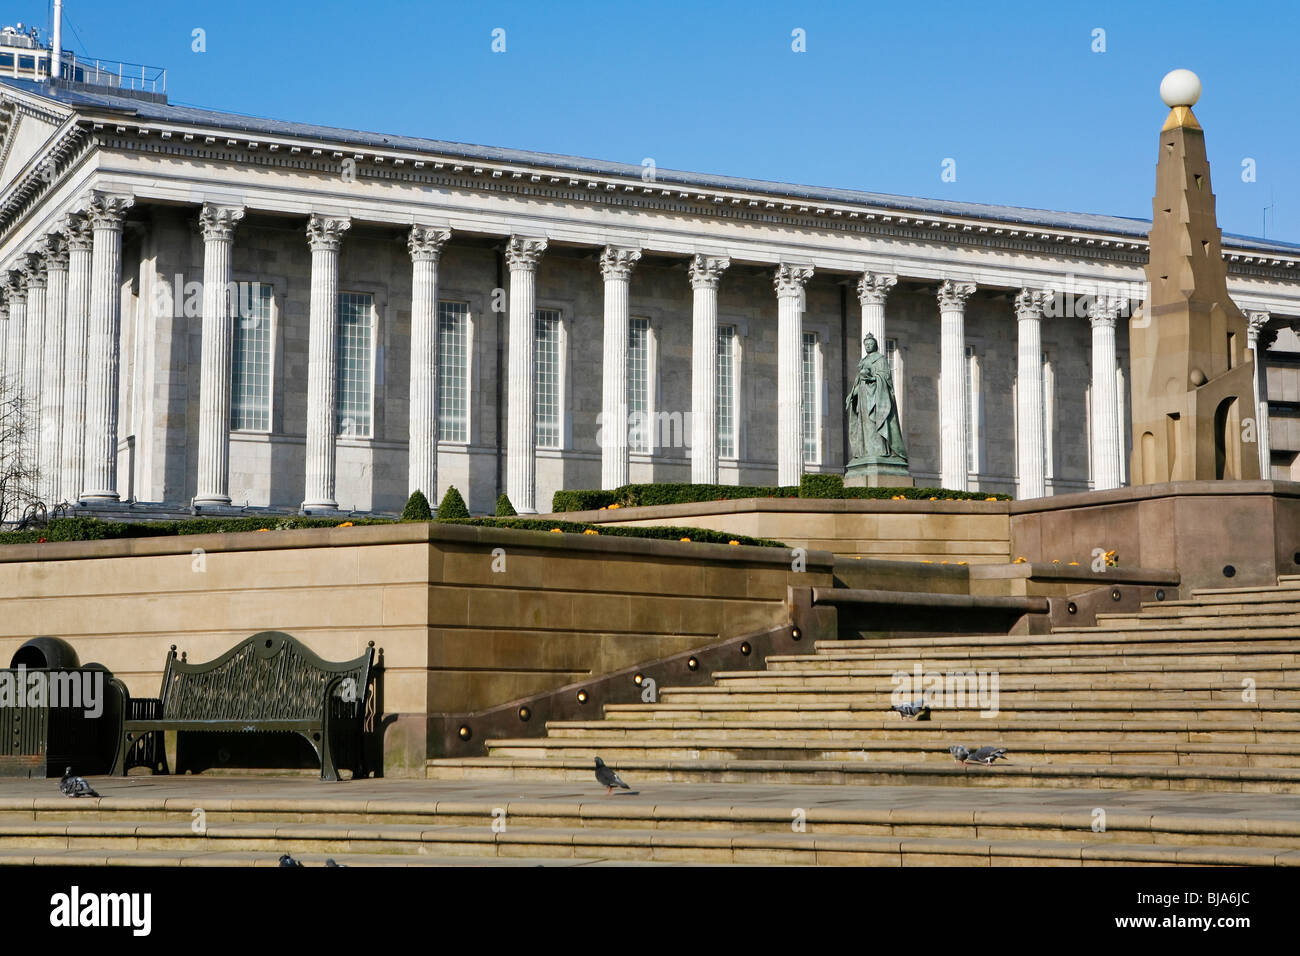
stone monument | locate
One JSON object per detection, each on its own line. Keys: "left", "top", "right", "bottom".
{"left": 1129, "top": 69, "right": 1261, "bottom": 483}
{"left": 845, "top": 333, "right": 913, "bottom": 487}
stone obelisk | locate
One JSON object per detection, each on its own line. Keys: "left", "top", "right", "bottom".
{"left": 1129, "top": 69, "right": 1261, "bottom": 484}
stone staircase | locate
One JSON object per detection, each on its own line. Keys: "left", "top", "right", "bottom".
{"left": 428, "top": 578, "right": 1300, "bottom": 798}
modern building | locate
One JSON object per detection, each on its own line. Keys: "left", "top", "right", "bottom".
{"left": 2, "top": 26, "right": 1300, "bottom": 518}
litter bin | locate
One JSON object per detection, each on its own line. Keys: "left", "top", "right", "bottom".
{"left": 0, "top": 637, "right": 122, "bottom": 778}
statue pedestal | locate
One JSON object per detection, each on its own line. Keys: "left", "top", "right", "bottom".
{"left": 845, "top": 458, "right": 914, "bottom": 488}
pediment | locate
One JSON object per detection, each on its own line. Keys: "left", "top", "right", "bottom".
{"left": 0, "top": 105, "right": 62, "bottom": 193}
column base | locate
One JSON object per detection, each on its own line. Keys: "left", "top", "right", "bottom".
{"left": 301, "top": 501, "right": 339, "bottom": 514}
{"left": 193, "top": 495, "right": 232, "bottom": 508}
{"left": 78, "top": 492, "right": 121, "bottom": 503}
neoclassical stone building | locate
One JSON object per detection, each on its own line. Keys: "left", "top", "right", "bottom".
{"left": 2, "top": 60, "right": 1300, "bottom": 516}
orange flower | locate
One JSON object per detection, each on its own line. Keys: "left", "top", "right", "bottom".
{"left": 679, "top": 537, "right": 691, "bottom": 542}
{"left": 583, "top": 528, "right": 599, "bottom": 535}
{"left": 256, "top": 528, "right": 270, "bottom": 533}
{"left": 608, "top": 503, "right": 620, "bottom": 510}
{"left": 550, "top": 528, "right": 563, "bottom": 533}
{"left": 338, "top": 521, "right": 353, "bottom": 528}
{"left": 728, "top": 540, "right": 740, "bottom": 546}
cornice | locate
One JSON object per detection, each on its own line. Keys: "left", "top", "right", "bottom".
{"left": 0, "top": 108, "right": 1298, "bottom": 286}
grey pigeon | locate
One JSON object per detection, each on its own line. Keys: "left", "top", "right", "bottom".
{"left": 59, "top": 767, "right": 99, "bottom": 798}
{"left": 891, "top": 700, "right": 931, "bottom": 720}
{"left": 967, "top": 746, "right": 1009, "bottom": 765}
{"left": 594, "top": 757, "right": 630, "bottom": 794}
{"left": 325, "top": 858, "right": 346, "bottom": 868}
{"left": 948, "top": 745, "right": 971, "bottom": 764}
{"left": 278, "top": 853, "right": 304, "bottom": 867}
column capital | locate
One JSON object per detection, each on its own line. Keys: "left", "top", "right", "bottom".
{"left": 774, "top": 263, "right": 814, "bottom": 298}
{"left": 199, "top": 204, "right": 246, "bottom": 243}
{"left": 505, "top": 236, "right": 547, "bottom": 271}
{"left": 856, "top": 271, "right": 897, "bottom": 305}
{"left": 1014, "top": 288, "right": 1049, "bottom": 321}
{"left": 306, "top": 214, "right": 351, "bottom": 252}
{"left": 1246, "top": 310, "right": 1271, "bottom": 339}
{"left": 687, "top": 254, "right": 730, "bottom": 290}
{"left": 408, "top": 225, "right": 452, "bottom": 262}
{"left": 39, "top": 234, "right": 69, "bottom": 271}
{"left": 62, "top": 212, "right": 93, "bottom": 252}
{"left": 21, "top": 251, "right": 47, "bottom": 290}
{"left": 1089, "top": 293, "right": 1127, "bottom": 328}
{"left": 599, "top": 246, "right": 641, "bottom": 282}
{"left": 3, "top": 269, "right": 26, "bottom": 298}
{"left": 86, "top": 193, "right": 134, "bottom": 230}
{"left": 937, "top": 279, "right": 976, "bottom": 310}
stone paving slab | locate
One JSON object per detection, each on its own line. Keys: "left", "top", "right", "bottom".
{"left": 4, "top": 776, "right": 1300, "bottom": 822}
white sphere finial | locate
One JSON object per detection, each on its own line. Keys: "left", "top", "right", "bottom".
{"left": 1160, "top": 69, "right": 1201, "bottom": 108}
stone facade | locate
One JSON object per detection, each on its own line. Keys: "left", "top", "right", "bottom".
{"left": 1, "top": 77, "right": 1299, "bottom": 517}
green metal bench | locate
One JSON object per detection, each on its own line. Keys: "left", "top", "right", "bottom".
{"left": 112, "top": 631, "right": 374, "bottom": 782}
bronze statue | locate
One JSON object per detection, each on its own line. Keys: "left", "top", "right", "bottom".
{"left": 846, "top": 334, "right": 908, "bottom": 464}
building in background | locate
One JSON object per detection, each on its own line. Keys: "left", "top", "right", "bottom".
{"left": 2, "top": 23, "right": 1300, "bottom": 517}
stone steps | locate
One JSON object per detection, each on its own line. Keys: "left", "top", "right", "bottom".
{"left": 427, "top": 754, "right": 1300, "bottom": 793}
{"left": 542, "top": 718, "right": 1300, "bottom": 743}
{"left": 601, "top": 701, "right": 1297, "bottom": 721}
{"left": 482, "top": 736, "right": 1300, "bottom": 768}
{"left": 654, "top": 685, "right": 1297, "bottom": 704}
{"left": 709, "top": 670, "right": 1298, "bottom": 687}
{"left": 822, "top": 629, "right": 1300, "bottom": 651}
{"left": 3, "top": 818, "right": 1294, "bottom": 866}
{"left": 768, "top": 651, "right": 1300, "bottom": 670}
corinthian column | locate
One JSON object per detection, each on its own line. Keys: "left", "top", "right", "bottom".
{"left": 302, "top": 214, "right": 351, "bottom": 511}
{"left": 408, "top": 225, "right": 451, "bottom": 500}
{"left": 1090, "top": 295, "right": 1124, "bottom": 490}
{"left": 3, "top": 272, "right": 26, "bottom": 402}
{"left": 2, "top": 271, "right": 27, "bottom": 494}
{"left": 195, "top": 204, "right": 246, "bottom": 506}
{"left": 1247, "top": 310, "right": 1273, "bottom": 479}
{"left": 688, "top": 254, "right": 729, "bottom": 484}
{"left": 857, "top": 271, "right": 897, "bottom": 357}
{"left": 505, "top": 236, "right": 547, "bottom": 513}
{"left": 40, "top": 236, "right": 69, "bottom": 504}
{"left": 599, "top": 246, "right": 641, "bottom": 490}
{"left": 776, "top": 263, "right": 814, "bottom": 486}
{"left": 22, "top": 252, "right": 47, "bottom": 500}
{"left": 61, "top": 214, "right": 93, "bottom": 504}
{"left": 81, "top": 193, "right": 133, "bottom": 501}
{"left": 937, "top": 280, "right": 975, "bottom": 491}
{"left": 1015, "top": 289, "right": 1048, "bottom": 499}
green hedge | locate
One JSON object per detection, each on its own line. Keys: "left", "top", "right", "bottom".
{"left": 799, "top": 473, "right": 1012, "bottom": 501}
{"left": 553, "top": 483, "right": 800, "bottom": 513}
{"left": 0, "top": 515, "right": 392, "bottom": 546}
{"left": 440, "top": 517, "right": 785, "bottom": 548}
{"left": 553, "top": 478, "right": 1011, "bottom": 512}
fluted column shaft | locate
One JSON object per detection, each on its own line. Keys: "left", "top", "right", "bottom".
{"left": 688, "top": 255, "right": 729, "bottom": 484}
{"left": 22, "top": 256, "right": 46, "bottom": 500}
{"left": 61, "top": 216, "right": 93, "bottom": 504}
{"left": 1247, "top": 312, "right": 1272, "bottom": 478}
{"left": 600, "top": 247, "right": 641, "bottom": 490}
{"left": 938, "top": 281, "right": 975, "bottom": 491}
{"left": 505, "top": 237, "right": 547, "bottom": 513}
{"left": 776, "top": 264, "right": 814, "bottom": 486}
{"left": 195, "top": 204, "right": 245, "bottom": 506}
{"left": 408, "top": 226, "right": 451, "bottom": 500}
{"left": 40, "top": 238, "right": 68, "bottom": 504}
{"left": 1015, "top": 289, "right": 1047, "bottom": 499}
{"left": 857, "top": 272, "right": 897, "bottom": 358}
{"left": 2, "top": 273, "right": 27, "bottom": 495}
{"left": 82, "top": 195, "right": 133, "bottom": 501}
{"left": 1090, "top": 296, "right": 1123, "bottom": 490}
{"left": 303, "top": 215, "right": 351, "bottom": 511}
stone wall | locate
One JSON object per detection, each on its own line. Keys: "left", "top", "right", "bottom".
{"left": 0, "top": 523, "right": 831, "bottom": 773}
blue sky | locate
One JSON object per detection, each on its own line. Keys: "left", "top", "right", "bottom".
{"left": 12, "top": 0, "right": 1299, "bottom": 241}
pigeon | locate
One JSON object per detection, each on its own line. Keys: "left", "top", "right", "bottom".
{"left": 967, "top": 746, "right": 1009, "bottom": 765}
{"left": 59, "top": 767, "right": 99, "bottom": 798}
{"left": 594, "top": 757, "right": 630, "bottom": 794}
{"left": 325, "top": 858, "right": 346, "bottom": 868}
{"left": 278, "top": 853, "right": 304, "bottom": 867}
{"left": 891, "top": 700, "right": 931, "bottom": 720}
{"left": 948, "top": 745, "right": 971, "bottom": 764}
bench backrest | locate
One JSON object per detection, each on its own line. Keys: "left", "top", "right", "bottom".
{"left": 159, "top": 631, "right": 373, "bottom": 722}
